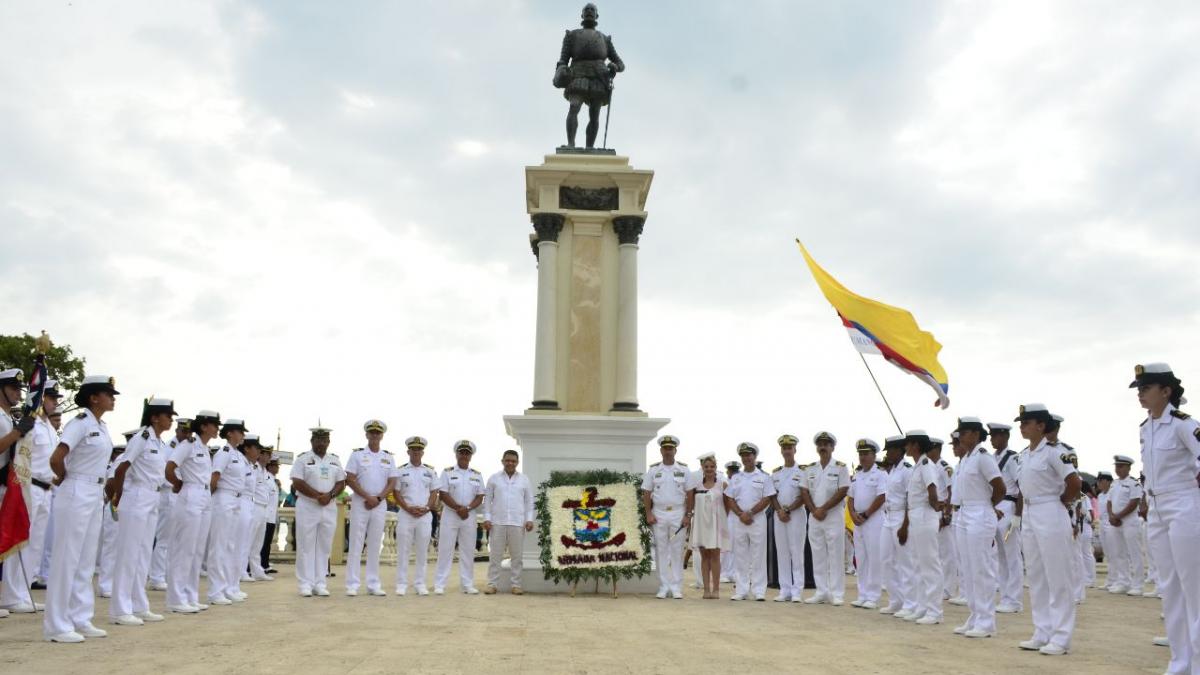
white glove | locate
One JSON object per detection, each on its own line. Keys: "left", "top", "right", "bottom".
{"left": 1004, "top": 516, "right": 1022, "bottom": 541}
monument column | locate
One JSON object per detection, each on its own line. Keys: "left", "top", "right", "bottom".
{"left": 530, "top": 213, "right": 565, "bottom": 409}
{"left": 611, "top": 215, "right": 644, "bottom": 411}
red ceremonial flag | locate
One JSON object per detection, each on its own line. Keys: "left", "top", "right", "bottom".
{"left": 0, "top": 350, "right": 47, "bottom": 562}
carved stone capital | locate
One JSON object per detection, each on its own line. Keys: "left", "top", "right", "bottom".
{"left": 531, "top": 212, "right": 565, "bottom": 243}
{"left": 612, "top": 215, "right": 645, "bottom": 245}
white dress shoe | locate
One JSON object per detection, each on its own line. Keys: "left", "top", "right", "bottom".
{"left": 775, "top": 595, "right": 791, "bottom": 602}
{"left": 345, "top": 588, "right": 359, "bottom": 597}
{"left": 996, "top": 604, "right": 1021, "bottom": 613}
{"left": 314, "top": 587, "right": 331, "bottom": 597}
{"left": 193, "top": 602, "right": 209, "bottom": 611}
{"left": 754, "top": 595, "right": 765, "bottom": 601}
{"left": 655, "top": 588, "right": 668, "bottom": 599}
{"left": 136, "top": 611, "right": 164, "bottom": 622}
{"left": 434, "top": 588, "right": 445, "bottom": 596}
{"left": 149, "top": 582, "right": 168, "bottom": 591}
{"left": 415, "top": 587, "right": 429, "bottom": 596}
{"left": 915, "top": 616, "right": 941, "bottom": 625}
{"left": 1019, "top": 639, "right": 1047, "bottom": 650}
{"left": 879, "top": 605, "right": 897, "bottom": 615}
{"left": 0, "top": 609, "right": 9, "bottom": 618}
{"left": 1038, "top": 644, "right": 1067, "bottom": 656}
{"left": 903, "top": 612, "right": 925, "bottom": 622}
{"left": 209, "top": 597, "right": 232, "bottom": 606}
{"left": 804, "top": 594, "right": 826, "bottom": 604}
{"left": 1152, "top": 636, "right": 1169, "bottom": 647}
{"left": 953, "top": 624, "right": 970, "bottom": 635}
{"left": 76, "top": 624, "right": 107, "bottom": 638}
{"left": 894, "top": 610, "right": 914, "bottom": 620}
{"left": 2, "top": 602, "right": 36, "bottom": 614}
{"left": 299, "top": 588, "right": 313, "bottom": 597}
{"left": 730, "top": 594, "right": 745, "bottom": 601}
{"left": 948, "top": 596, "right": 968, "bottom": 606}
{"left": 964, "top": 629, "right": 994, "bottom": 638}
{"left": 368, "top": 588, "right": 388, "bottom": 596}
{"left": 463, "top": 587, "right": 479, "bottom": 595}
{"left": 831, "top": 597, "right": 844, "bottom": 606}
{"left": 169, "top": 605, "right": 199, "bottom": 614}
{"left": 1108, "top": 585, "right": 1128, "bottom": 594}
{"left": 850, "top": 599, "right": 865, "bottom": 607}
{"left": 861, "top": 600, "right": 878, "bottom": 610}
{"left": 394, "top": 586, "right": 407, "bottom": 596}
{"left": 790, "top": 595, "right": 803, "bottom": 603}
{"left": 111, "top": 614, "right": 144, "bottom": 626}
{"left": 672, "top": 590, "right": 684, "bottom": 599}
{"left": 47, "top": 631, "right": 85, "bottom": 643}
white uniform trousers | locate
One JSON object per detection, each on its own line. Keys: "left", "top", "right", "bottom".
{"left": 435, "top": 510, "right": 477, "bottom": 591}
{"left": 486, "top": 524, "right": 525, "bottom": 588}
{"left": 1142, "top": 519, "right": 1157, "bottom": 587}
{"left": 234, "top": 495, "right": 255, "bottom": 587}
{"left": 994, "top": 500, "right": 1023, "bottom": 608}
{"left": 958, "top": 503, "right": 999, "bottom": 633}
{"left": 205, "top": 491, "right": 241, "bottom": 601}
{"left": 651, "top": 507, "right": 686, "bottom": 593}
{"left": 37, "top": 485, "right": 58, "bottom": 582}
{"left": 346, "top": 497, "right": 388, "bottom": 591}
{"left": 294, "top": 497, "right": 336, "bottom": 593}
{"left": 853, "top": 512, "right": 884, "bottom": 603}
{"left": 394, "top": 510, "right": 432, "bottom": 590}
{"left": 1079, "top": 522, "right": 1095, "bottom": 586}
{"left": 167, "top": 484, "right": 210, "bottom": 607}
{"left": 809, "top": 511, "right": 845, "bottom": 601}
{"left": 731, "top": 513, "right": 767, "bottom": 598}
{"left": 247, "top": 503, "right": 270, "bottom": 579}
{"left": 148, "top": 490, "right": 173, "bottom": 585}
{"left": 938, "top": 518, "right": 958, "bottom": 599}
{"left": 109, "top": 485, "right": 159, "bottom": 617}
{"left": 774, "top": 510, "right": 807, "bottom": 600}
{"left": 1110, "top": 519, "right": 1144, "bottom": 590}
{"left": 908, "top": 507, "right": 943, "bottom": 620}
{"left": 0, "top": 482, "right": 52, "bottom": 607}
{"left": 880, "top": 513, "right": 913, "bottom": 612}
{"left": 96, "top": 505, "right": 119, "bottom": 595}
{"left": 42, "top": 477, "right": 104, "bottom": 639}
{"left": 1146, "top": 489, "right": 1200, "bottom": 675}
{"left": 1021, "top": 501, "right": 1076, "bottom": 650}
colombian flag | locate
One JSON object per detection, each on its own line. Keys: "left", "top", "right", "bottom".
{"left": 797, "top": 240, "right": 950, "bottom": 408}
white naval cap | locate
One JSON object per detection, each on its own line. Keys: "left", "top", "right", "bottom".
{"left": 884, "top": 435, "right": 905, "bottom": 448}
{"left": 1113, "top": 454, "right": 1135, "bottom": 465}
{"left": 812, "top": 431, "right": 837, "bottom": 445}
{"left": 986, "top": 422, "right": 1012, "bottom": 432}
{"left": 0, "top": 368, "right": 23, "bottom": 384}
{"left": 405, "top": 435, "right": 428, "bottom": 449}
{"left": 1014, "top": 403, "right": 1051, "bottom": 422}
{"left": 904, "top": 429, "right": 929, "bottom": 440}
{"left": 696, "top": 451, "right": 717, "bottom": 463}
{"left": 453, "top": 439, "right": 477, "bottom": 454}
{"left": 929, "top": 437, "right": 945, "bottom": 446}
{"left": 736, "top": 442, "right": 759, "bottom": 455}
{"left": 855, "top": 438, "right": 880, "bottom": 453}
{"left": 1050, "top": 414, "right": 1064, "bottom": 423}
{"left": 43, "top": 378, "right": 63, "bottom": 397}
{"left": 363, "top": 419, "right": 387, "bottom": 433}
{"left": 657, "top": 435, "right": 680, "bottom": 448}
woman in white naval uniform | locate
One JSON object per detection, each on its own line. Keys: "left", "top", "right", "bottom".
{"left": 108, "top": 397, "right": 176, "bottom": 626}
{"left": 149, "top": 419, "right": 192, "bottom": 590}
{"left": 234, "top": 435, "right": 262, "bottom": 590}
{"left": 950, "top": 418, "right": 1005, "bottom": 639}
{"left": 879, "top": 437, "right": 915, "bottom": 617}
{"left": 165, "top": 410, "right": 219, "bottom": 613}
{"left": 206, "top": 419, "right": 249, "bottom": 605}
{"left": 246, "top": 445, "right": 276, "bottom": 582}
{"left": 1013, "top": 403, "right": 1080, "bottom": 656}
{"left": 42, "top": 374, "right": 119, "bottom": 643}
{"left": 1131, "top": 363, "right": 1200, "bottom": 675}
{"left": 898, "top": 430, "right": 945, "bottom": 625}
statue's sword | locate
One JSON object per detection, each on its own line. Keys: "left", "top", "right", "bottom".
{"left": 602, "top": 78, "right": 614, "bottom": 149}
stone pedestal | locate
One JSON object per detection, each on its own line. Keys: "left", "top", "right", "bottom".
{"left": 502, "top": 151, "right": 670, "bottom": 593}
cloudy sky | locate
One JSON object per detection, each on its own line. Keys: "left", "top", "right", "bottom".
{"left": 2, "top": 1, "right": 1197, "bottom": 476}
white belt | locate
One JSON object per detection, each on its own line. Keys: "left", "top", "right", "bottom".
{"left": 1023, "top": 495, "right": 1063, "bottom": 505}
{"left": 654, "top": 504, "right": 683, "bottom": 512}
{"left": 128, "top": 481, "right": 160, "bottom": 491}
{"left": 1147, "top": 484, "right": 1197, "bottom": 497}
{"left": 961, "top": 499, "right": 992, "bottom": 507}
{"left": 64, "top": 474, "right": 105, "bottom": 485}
{"left": 216, "top": 488, "right": 241, "bottom": 498}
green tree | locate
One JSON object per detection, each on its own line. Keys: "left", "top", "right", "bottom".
{"left": 0, "top": 333, "right": 87, "bottom": 392}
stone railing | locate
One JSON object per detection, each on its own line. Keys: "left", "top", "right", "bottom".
{"left": 270, "top": 502, "right": 483, "bottom": 566}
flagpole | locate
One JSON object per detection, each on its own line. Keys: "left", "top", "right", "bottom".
{"left": 857, "top": 352, "right": 903, "bottom": 434}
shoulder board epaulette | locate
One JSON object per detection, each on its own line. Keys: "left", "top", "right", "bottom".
{"left": 676, "top": 461, "right": 687, "bottom": 467}
{"left": 471, "top": 468, "right": 481, "bottom": 474}
{"left": 1047, "top": 440, "right": 1060, "bottom": 446}
{"left": 383, "top": 449, "right": 392, "bottom": 454}
{"left": 75, "top": 412, "right": 87, "bottom": 419}
{"left": 1139, "top": 419, "right": 1148, "bottom": 427}
{"left": 1060, "top": 453, "right": 1072, "bottom": 464}
{"left": 221, "top": 446, "right": 230, "bottom": 452}
{"left": 801, "top": 463, "right": 811, "bottom": 470}
{"left": 169, "top": 440, "right": 177, "bottom": 448}
{"left": 445, "top": 466, "right": 454, "bottom": 471}
{"left": 835, "top": 460, "right": 846, "bottom": 467}
{"left": 921, "top": 458, "right": 929, "bottom": 465}
{"left": 772, "top": 466, "right": 781, "bottom": 473}
{"left": 141, "top": 429, "right": 150, "bottom": 439}
{"left": 903, "top": 461, "right": 912, "bottom": 468}
{"left": 1171, "top": 409, "right": 1191, "bottom": 420}
{"left": 1062, "top": 442, "right": 1074, "bottom": 450}
{"left": 938, "top": 459, "right": 949, "bottom": 466}
{"left": 401, "top": 462, "right": 411, "bottom": 467}
{"left": 650, "top": 461, "right": 661, "bottom": 467}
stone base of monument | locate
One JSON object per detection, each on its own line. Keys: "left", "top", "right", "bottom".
{"left": 502, "top": 412, "right": 669, "bottom": 593}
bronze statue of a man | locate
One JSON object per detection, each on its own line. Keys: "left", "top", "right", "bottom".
{"left": 555, "top": 4, "right": 624, "bottom": 149}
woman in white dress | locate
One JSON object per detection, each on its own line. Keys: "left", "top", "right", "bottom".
{"left": 683, "top": 453, "right": 730, "bottom": 599}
